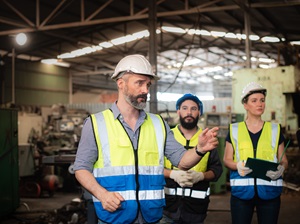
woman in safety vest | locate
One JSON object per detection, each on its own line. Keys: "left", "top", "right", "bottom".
{"left": 223, "top": 82, "right": 288, "bottom": 224}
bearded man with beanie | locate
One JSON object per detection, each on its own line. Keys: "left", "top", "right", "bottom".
{"left": 162, "top": 93, "right": 223, "bottom": 224}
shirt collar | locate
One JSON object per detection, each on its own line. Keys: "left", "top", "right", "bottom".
{"left": 110, "top": 101, "right": 148, "bottom": 120}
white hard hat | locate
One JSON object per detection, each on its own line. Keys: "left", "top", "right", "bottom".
{"left": 241, "top": 82, "right": 267, "bottom": 103}
{"left": 111, "top": 54, "right": 159, "bottom": 80}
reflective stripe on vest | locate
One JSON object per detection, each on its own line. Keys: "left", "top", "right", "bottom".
{"left": 230, "top": 177, "right": 283, "bottom": 187}
{"left": 164, "top": 187, "right": 210, "bottom": 199}
{"left": 229, "top": 122, "right": 282, "bottom": 200}
{"left": 164, "top": 125, "right": 211, "bottom": 213}
{"left": 90, "top": 110, "right": 166, "bottom": 224}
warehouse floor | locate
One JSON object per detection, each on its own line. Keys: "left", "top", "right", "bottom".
{"left": 1, "top": 188, "right": 300, "bottom": 224}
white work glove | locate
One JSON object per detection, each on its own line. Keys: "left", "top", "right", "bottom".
{"left": 170, "top": 170, "right": 193, "bottom": 188}
{"left": 237, "top": 161, "right": 253, "bottom": 177}
{"left": 186, "top": 170, "right": 204, "bottom": 186}
{"left": 266, "top": 165, "right": 285, "bottom": 180}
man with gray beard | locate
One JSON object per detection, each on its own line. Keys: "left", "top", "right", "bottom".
{"left": 162, "top": 93, "right": 223, "bottom": 224}
{"left": 73, "top": 55, "right": 219, "bottom": 224}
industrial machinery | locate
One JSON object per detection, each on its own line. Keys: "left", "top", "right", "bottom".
{"left": 17, "top": 104, "right": 89, "bottom": 197}
{"left": 205, "top": 112, "right": 244, "bottom": 194}
{"left": 39, "top": 105, "right": 89, "bottom": 193}
{"left": 0, "top": 108, "right": 19, "bottom": 217}
{"left": 205, "top": 112, "right": 244, "bottom": 138}
{"left": 19, "top": 142, "right": 60, "bottom": 198}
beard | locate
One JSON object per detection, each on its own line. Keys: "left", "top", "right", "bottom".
{"left": 124, "top": 86, "right": 147, "bottom": 110}
{"left": 179, "top": 115, "right": 199, "bottom": 130}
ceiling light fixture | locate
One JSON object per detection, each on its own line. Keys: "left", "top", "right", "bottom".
{"left": 41, "top": 59, "right": 70, "bottom": 67}
{"left": 15, "top": 33, "right": 27, "bottom": 46}
{"left": 261, "top": 36, "right": 280, "bottom": 43}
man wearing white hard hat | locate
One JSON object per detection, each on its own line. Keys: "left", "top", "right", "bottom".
{"left": 223, "top": 82, "right": 288, "bottom": 224}
{"left": 74, "top": 54, "right": 219, "bottom": 224}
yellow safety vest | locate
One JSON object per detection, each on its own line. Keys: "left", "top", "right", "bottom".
{"left": 229, "top": 121, "right": 282, "bottom": 200}
{"left": 164, "top": 125, "right": 211, "bottom": 215}
{"left": 91, "top": 109, "right": 166, "bottom": 224}
{"left": 164, "top": 125, "right": 209, "bottom": 172}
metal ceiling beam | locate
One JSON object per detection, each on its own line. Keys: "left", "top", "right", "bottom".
{"left": 1, "top": 1, "right": 300, "bottom": 36}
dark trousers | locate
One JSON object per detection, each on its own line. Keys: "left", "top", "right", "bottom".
{"left": 231, "top": 195, "right": 280, "bottom": 224}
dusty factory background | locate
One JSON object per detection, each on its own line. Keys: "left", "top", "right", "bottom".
{"left": 1, "top": 1, "right": 300, "bottom": 223}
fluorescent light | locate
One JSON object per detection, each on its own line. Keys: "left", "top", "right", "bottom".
{"left": 291, "top": 41, "right": 300, "bottom": 45}
{"left": 132, "top": 30, "right": 150, "bottom": 38}
{"left": 41, "top": 59, "right": 70, "bottom": 67}
{"left": 225, "top": 33, "right": 236, "bottom": 38}
{"left": 258, "top": 64, "right": 269, "bottom": 69}
{"left": 111, "top": 35, "right": 137, "bottom": 45}
{"left": 58, "top": 53, "right": 74, "bottom": 59}
{"left": 261, "top": 36, "right": 280, "bottom": 43}
{"left": 211, "top": 31, "right": 226, "bottom": 37}
{"left": 99, "top": 41, "right": 113, "bottom": 48}
{"left": 236, "top": 33, "right": 246, "bottom": 40}
{"left": 52, "top": 26, "right": 290, "bottom": 63}
{"left": 162, "top": 26, "right": 186, "bottom": 34}
{"left": 258, "top": 58, "right": 275, "bottom": 63}
{"left": 249, "top": 35, "right": 260, "bottom": 41}
{"left": 188, "top": 29, "right": 211, "bottom": 36}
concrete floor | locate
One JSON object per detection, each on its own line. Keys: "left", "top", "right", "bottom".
{"left": 1, "top": 189, "right": 300, "bottom": 224}
{"left": 206, "top": 190, "right": 300, "bottom": 224}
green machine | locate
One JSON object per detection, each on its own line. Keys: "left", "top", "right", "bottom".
{"left": 210, "top": 137, "right": 227, "bottom": 194}
{"left": 0, "top": 109, "right": 19, "bottom": 217}
{"left": 205, "top": 112, "right": 244, "bottom": 194}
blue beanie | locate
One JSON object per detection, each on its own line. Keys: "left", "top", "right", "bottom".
{"left": 176, "top": 93, "right": 203, "bottom": 115}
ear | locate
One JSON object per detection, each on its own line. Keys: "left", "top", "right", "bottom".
{"left": 116, "top": 78, "right": 124, "bottom": 89}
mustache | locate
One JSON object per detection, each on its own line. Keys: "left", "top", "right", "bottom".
{"left": 136, "top": 94, "right": 148, "bottom": 101}
{"left": 184, "top": 116, "right": 194, "bottom": 119}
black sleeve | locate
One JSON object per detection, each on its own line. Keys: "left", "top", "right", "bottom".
{"left": 225, "top": 131, "right": 231, "bottom": 144}
{"left": 279, "top": 124, "right": 286, "bottom": 145}
{"left": 206, "top": 148, "right": 223, "bottom": 182}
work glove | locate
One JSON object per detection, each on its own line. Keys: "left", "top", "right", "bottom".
{"left": 186, "top": 170, "right": 204, "bottom": 186}
{"left": 266, "top": 164, "right": 285, "bottom": 180}
{"left": 170, "top": 170, "right": 193, "bottom": 188}
{"left": 237, "top": 161, "right": 253, "bottom": 177}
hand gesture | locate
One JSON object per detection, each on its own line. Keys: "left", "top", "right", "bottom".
{"left": 197, "top": 127, "right": 219, "bottom": 153}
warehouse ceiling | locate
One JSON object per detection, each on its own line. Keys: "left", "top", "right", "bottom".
{"left": 0, "top": 0, "right": 300, "bottom": 99}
